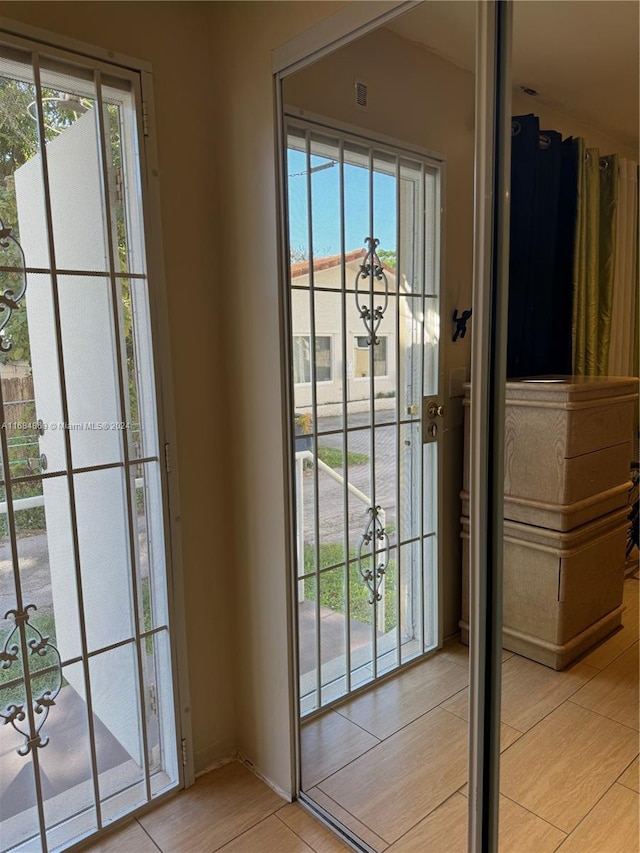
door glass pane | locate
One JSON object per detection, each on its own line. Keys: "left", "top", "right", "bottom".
{"left": 132, "top": 461, "right": 168, "bottom": 636}
{"left": 123, "top": 278, "right": 159, "bottom": 461}
{"left": 423, "top": 295, "right": 440, "bottom": 398}
{"left": 319, "top": 566, "right": 347, "bottom": 706}
{"left": 288, "top": 121, "right": 442, "bottom": 717}
{"left": 299, "top": 571, "right": 319, "bottom": 715}
{"left": 40, "top": 661, "right": 97, "bottom": 851}
{"left": 398, "top": 294, "right": 423, "bottom": 420}
{"left": 144, "top": 630, "right": 178, "bottom": 796}
{"left": 0, "top": 750, "right": 40, "bottom": 852}
{"left": 59, "top": 276, "right": 123, "bottom": 470}
{"left": 16, "top": 475, "right": 84, "bottom": 660}
{"left": 90, "top": 644, "right": 145, "bottom": 823}
{"left": 75, "top": 467, "right": 134, "bottom": 653}
{"left": 377, "top": 545, "right": 398, "bottom": 673}
{"left": 0, "top": 41, "right": 178, "bottom": 851}
{"left": 101, "top": 85, "right": 146, "bottom": 277}
{"left": 38, "top": 59, "right": 104, "bottom": 274}
{"left": 400, "top": 539, "right": 423, "bottom": 663}
{"left": 310, "top": 131, "right": 341, "bottom": 264}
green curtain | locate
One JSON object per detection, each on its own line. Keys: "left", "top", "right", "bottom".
{"left": 572, "top": 142, "right": 619, "bottom": 375}
{"left": 597, "top": 154, "right": 618, "bottom": 373}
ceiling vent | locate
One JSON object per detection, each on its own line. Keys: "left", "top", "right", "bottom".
{"left": 355, "top": 80, "right": 368, "bottom": 110}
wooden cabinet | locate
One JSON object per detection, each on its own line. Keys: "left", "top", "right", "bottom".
{"left": 460, "top": 376, "right": 638, "bottom": 669}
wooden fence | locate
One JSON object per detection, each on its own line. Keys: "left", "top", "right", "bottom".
{"left": 1, "top": 375, "right": 36, "bottom": 426}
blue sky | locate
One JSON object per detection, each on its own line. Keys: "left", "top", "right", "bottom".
{"left": 287, "top": 148, "right": 397, "bottom": 259}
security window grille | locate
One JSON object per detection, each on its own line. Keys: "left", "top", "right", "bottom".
{"left": 0, "top": 34, "right": 179, "bottom": 852}
{"left": 287, "top": 116, "right": 443, "bottom": 715}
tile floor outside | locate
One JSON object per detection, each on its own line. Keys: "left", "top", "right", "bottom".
{"left": 83, "top": 577, "right": 639, "bottom": 853}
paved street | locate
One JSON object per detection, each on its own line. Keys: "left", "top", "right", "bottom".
{"left": 299, "top": 411, "right": 420, "bottom": 552}
{"left": 0, "top": 515, "right": 149, "bottom": 631}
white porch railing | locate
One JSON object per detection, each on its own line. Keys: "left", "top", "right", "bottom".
{"left": 0, "top": 478, "right": 145, "bottom": 516}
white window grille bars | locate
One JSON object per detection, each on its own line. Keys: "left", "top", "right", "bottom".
{"left": 0, "top": 40, "right": 178, "bottom": 853}
{"left": 287, "top": 118, "right": 442, "bottom": 714}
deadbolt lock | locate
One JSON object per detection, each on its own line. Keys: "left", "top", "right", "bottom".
{"left": 426, "top": 422, "right": 437, "bottom": 438}
{"left": 427, "top": 401, "right": 447, "bottom": 419}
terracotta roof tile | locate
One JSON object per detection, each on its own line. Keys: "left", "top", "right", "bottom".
{"left": 290, "top": 248, "right": 395, "bottom": 278}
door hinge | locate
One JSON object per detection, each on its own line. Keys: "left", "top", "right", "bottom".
{"left": 181, "top": 737, "right": 188, "bottom": 767}
{"left": 164, "top": 442, "right": 171, "bottom": 474}
{"left": 142, "top": 101, "right": 150, "bottom": 137}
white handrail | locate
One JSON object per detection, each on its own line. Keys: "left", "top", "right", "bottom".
{"left": 296, "top": 449, "right": 372, "bottom": 509}
{"left": 0, "top": 478, "right": 145, "bottom": 515}
{"left": 295, "top": 449, "right": 385, "bottom": 628}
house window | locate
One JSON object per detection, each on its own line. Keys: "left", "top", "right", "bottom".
{"left": 354, "top": 335, "right": 388, "bottom": 378}
{"left": 294, "top": 335, "right": 332, "bottom": 383}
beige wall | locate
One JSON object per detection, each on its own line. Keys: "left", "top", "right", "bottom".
{"left": 284, "top": 25, "right": 477, "bottom": 637}
{"left": 210, "top": 0, "right": 351, "bottom": 795}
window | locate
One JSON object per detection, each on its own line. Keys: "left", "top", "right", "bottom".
{"left": 354, "top": 335, "right": 388, "bottom": 378}
{"left": 0, "top": 33, "right": 180, "bottom": 851}
{"left": 293, "top": 335, "right": 332, "bottom": 383}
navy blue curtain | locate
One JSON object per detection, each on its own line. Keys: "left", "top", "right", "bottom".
{"left": 507, "top": 115, "right": 577, "bottom": 378}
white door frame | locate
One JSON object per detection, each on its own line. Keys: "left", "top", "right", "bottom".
{"left": 273, "top": 2, "right": 510, "bottom": 850}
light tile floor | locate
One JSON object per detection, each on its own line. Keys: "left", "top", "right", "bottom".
{"left": 82, "top": 762, "right": 350, "bottom": 853}
{"left": 84, "top": 578, "right": 639, "bottom": 852}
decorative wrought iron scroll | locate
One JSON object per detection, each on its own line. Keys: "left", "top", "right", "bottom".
{"left": 0, "top": 217, "right": 28, "bottom": 352}
{"left": 0, "top": 605, "right": 62, "bottom": 755}
{"left": 354, "top": 236, "right": 389, "bottom": 345}
{"left": 357, "top": 506, "right": 390, "bottom": 604}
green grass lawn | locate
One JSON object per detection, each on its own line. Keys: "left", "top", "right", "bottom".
{"left": 303, "top": 543, "right": 397, "bottom": 633}
{"left": 317, "top": 446, "right": 368, "bottom": 469}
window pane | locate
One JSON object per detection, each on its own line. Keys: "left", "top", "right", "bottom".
{"left": 293, "top": 336, "right": 310, "bottom": 384}
{"left": 39, "top": 59, "right": 105, "bottom": 273}
{"left": 374, "top": 337, "right": 388, "bottom": 376}
{"left": 74, "top": 467, "right": 134, "bottom": 652}
{"left": 353, "top": 336, "right": 388, "bottom": 379}
{"left": 315, "top": 336, "right": 331, "bottom": 382}
{"left": 293, "top": 336, "right": 332, "bottom": 383}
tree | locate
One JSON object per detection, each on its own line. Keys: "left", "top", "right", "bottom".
{"left": 0, "top": 81, "right": 133, "bottom": 384}
{"left": 377, "top": 248, "right": 396, "bottom": 269}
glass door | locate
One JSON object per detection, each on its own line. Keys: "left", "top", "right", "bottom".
{"left": 0, "top": 38, "right": 178, "bottom": 852}
{"left": 286, "top": 118, "right": 444, "bottom": 714}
